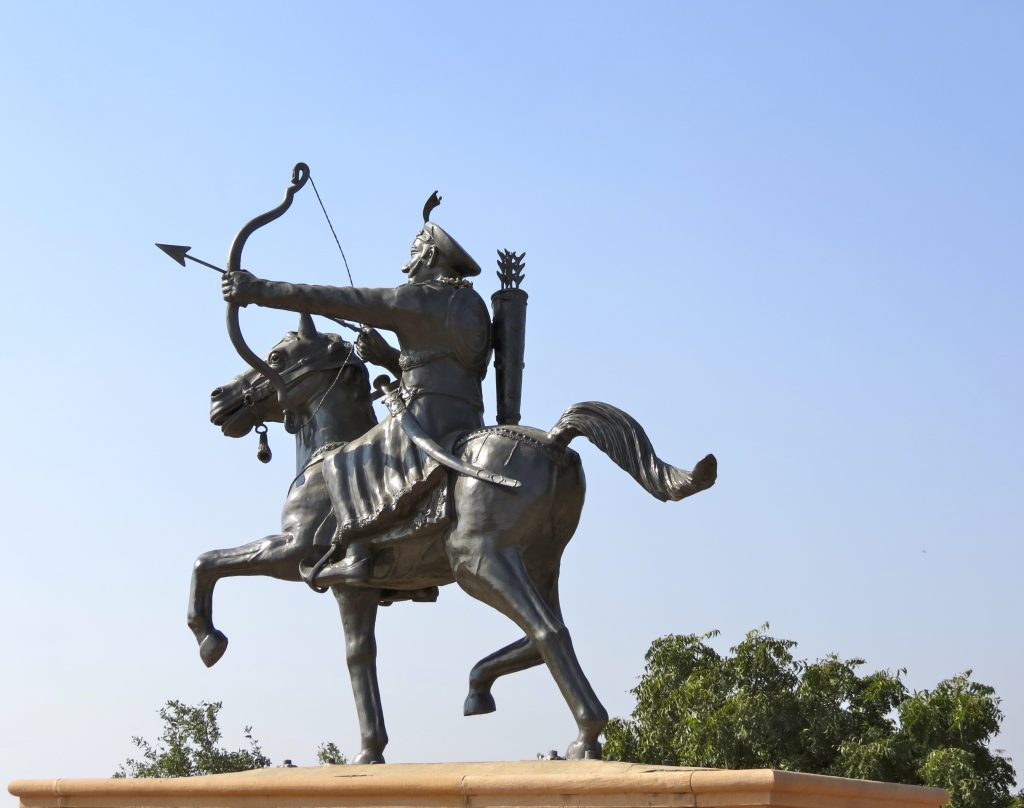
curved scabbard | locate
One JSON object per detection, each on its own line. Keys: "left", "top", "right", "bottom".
{"left": 377, "top": 381, "right": 521, "bottom": 489}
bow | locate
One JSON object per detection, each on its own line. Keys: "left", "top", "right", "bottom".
{"left": 226, "top": 161, "right": 310, "bottom": 434}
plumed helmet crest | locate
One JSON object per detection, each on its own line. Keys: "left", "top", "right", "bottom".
{"left": 423, "top": 190, "right": 442, "bottom": 223}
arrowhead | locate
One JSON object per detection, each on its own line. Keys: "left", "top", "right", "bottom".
{"left": 155, "top": 243, "right": 191, "bottom": 267}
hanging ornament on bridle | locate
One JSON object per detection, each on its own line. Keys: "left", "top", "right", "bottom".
{"left": 255, "top": 423, "right": 272, "bottom": 464}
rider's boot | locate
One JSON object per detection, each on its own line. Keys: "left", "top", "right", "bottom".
{"left": 311, "top": 539, "right": 371, "bottom": 585}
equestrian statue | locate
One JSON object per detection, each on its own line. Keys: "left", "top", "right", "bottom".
{"left": 175, "top": 163, "right": 717, "bottom": 764}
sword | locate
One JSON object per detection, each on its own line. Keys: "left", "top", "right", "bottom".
{"left": 373, "top": 376, "right": 521, "bottom": 489}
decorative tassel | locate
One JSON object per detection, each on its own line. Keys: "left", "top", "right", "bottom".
{"left": 255, "top": 423, "right": 272, "bottom": 464}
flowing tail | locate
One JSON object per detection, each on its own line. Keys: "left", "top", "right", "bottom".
{"left": 548, "top": 402, "right": 716, "bottom": 502}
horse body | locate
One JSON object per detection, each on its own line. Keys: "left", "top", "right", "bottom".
{"left": 189, "top": 319, "right": 715, "bottom": 763}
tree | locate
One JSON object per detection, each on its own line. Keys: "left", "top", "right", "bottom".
{"left": 114, "top": 700, "right": 270, "bottom": 778}
{"left": 315, "top": 741, "right": 347, "bottom": 765}
{"left": 603, "top": 626, "right": 1023, "bottom": 808}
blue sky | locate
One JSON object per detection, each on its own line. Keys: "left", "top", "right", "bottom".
{"left": 2, "top": 0, "right": 1022, "bottom": 795}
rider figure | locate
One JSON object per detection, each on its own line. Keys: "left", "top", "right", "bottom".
{"left": 222, "top": 200, "right": 490, "bottom": 583}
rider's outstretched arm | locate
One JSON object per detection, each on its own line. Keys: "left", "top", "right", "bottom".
{"left": 224, "top": 273, "right": 429, "bottom": 333}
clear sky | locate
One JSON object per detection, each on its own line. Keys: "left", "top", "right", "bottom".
{"left": 2, "top": 0, "right": 1022, "bottom": 797}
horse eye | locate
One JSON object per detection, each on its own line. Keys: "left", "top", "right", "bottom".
{"left": 269, "top": 352, "right": 281, "bottom": 365}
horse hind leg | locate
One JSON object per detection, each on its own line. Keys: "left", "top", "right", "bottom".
{"left": 452, "top": 545, "right": 606, "bottom": 760}
{"left": 464, "top": 637, "right": 537, "bottom": 715}
{"left": 464, "top": 575, "right": 560, "bottom": 716}
{"left": 187, "top": 533, "right": 307, "bottom": 667}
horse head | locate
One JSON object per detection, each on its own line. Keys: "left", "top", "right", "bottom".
{"left": 210, "top": 313, "right": 361, "bottom": 438}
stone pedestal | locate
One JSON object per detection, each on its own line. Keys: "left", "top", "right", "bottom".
{"left": 9, "top": 760, "right": 949, "bottom": 808}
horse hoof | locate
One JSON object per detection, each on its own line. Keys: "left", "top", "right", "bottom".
{"left": 463, "top": 688, "right": 496, "bottom": 716}
{"left": 199, "top": 630, "right": 229, "bottom": 667}
{"left": 353, "top": 749, "right": 385, "bottom": 764}
{"left": 565, "top": 739, "right": 602, "bottom": 760}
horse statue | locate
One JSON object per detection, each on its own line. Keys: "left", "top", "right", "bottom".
{"left": 189, "top": 313, "right": 716, "bottom": 763}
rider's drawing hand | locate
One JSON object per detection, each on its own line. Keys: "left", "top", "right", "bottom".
{"left": 222, "top": 270, "right": 257, "bottom": 306}
{"left": 356, "top": 327, "right": 395, "bottom": 366}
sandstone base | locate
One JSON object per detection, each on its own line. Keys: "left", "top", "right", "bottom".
{"left": 9, "top": 760, "right": 949, "bottom": 808}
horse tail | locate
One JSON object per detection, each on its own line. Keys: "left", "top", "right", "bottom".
{"left": 547, "top": 401, "right": 716, "bottom": 502}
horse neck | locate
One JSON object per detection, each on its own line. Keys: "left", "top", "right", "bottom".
{"left": 291, "top": 372, "right": 376, "bottom": 473}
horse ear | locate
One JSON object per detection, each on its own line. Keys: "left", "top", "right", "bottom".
{"left": 298, "top": 312, "right": 318, "bottom": 339}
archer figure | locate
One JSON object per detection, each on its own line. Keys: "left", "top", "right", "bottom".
{"left": 222, "top": 194, "right": 494, "bottom": 583}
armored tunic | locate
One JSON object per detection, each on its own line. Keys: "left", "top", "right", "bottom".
{"left": 246, "top": 277, "right": 491, "bottom": 537}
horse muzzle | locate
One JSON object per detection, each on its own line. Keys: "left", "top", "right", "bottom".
{"left": 210, "top": 384, "right": 256, "bottom": 437}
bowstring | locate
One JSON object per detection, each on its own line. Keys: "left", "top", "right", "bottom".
{"left": 308, "top": 173, "right": 355, "bottom": 287}
{"left": 308, "top": 171, "right": 363, "bottom": 335}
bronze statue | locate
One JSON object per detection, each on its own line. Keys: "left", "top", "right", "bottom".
{"left": 180, "top": 164, "right": 717, "bottom": 764}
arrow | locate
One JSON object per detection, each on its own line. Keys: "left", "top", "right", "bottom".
{"left": 155, "top": 242, "right": 362, "bottom": 334}
{"left": 155, "top": 243, "right": 225, "bottom": 274}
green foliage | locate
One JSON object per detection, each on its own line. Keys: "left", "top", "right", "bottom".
{"left": 113, "top": 700, "right": 270, "bottom": 778}
{"left": 903, "top": 675, "right": 1019, "bottom": 807}
{"left": 603, "top": 627, "right": 1021, "bottom": 808}
{"left": 316, "top": 741, "right": 347, "bottom": 765}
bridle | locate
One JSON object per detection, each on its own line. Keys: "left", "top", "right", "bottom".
{"left": 241, "top": 339, "right": 355, "bottom": 460}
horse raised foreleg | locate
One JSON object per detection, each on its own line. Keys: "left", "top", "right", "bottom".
{"left": 332, "top": 585, "right": 388, "bottom": 764}
{"left": 452, "top": 545, "right": 607, "bottom": 760}
{"left": 187, "top": 533, "right": 307, "bottom": 667}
